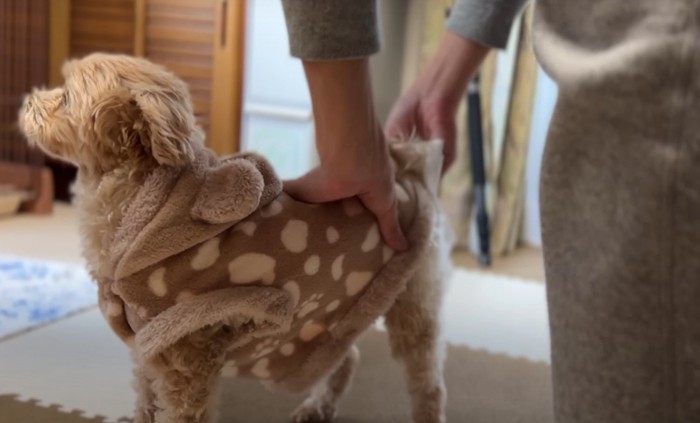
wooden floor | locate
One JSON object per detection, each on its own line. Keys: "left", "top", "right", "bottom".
{"left": 453, "top": 246, "right": 545, "bottom": 283}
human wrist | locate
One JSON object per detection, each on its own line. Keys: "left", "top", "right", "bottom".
{"left": 418, "top": 32, "right": 490, "bottom": 112}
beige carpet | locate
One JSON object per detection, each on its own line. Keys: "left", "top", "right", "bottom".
{"left": 0, "top": 330, "right": 553, "bottom": 423}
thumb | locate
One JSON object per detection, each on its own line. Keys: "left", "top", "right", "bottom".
{"left": 358, "top": 192, "right": 408, "bottom": 252}
{"left": 425, "top": 118, "right": 457, "bottom": 173}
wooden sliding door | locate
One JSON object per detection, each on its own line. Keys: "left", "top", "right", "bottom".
{"left": 141, "top": 0, "right": 217, "bottom": 137}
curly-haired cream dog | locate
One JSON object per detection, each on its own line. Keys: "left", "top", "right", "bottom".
{"left": 19, "top": 53, "right": 450, "bottom": 423}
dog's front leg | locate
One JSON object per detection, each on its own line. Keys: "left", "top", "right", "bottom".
{"left": 291, "top": 345, "right": 360, "bottom": 423}
{"left": 132, "top": 353, "right": 158, "bottom": 423}
{"left": 148, "top": 324, "right": 234, "bottom": 423}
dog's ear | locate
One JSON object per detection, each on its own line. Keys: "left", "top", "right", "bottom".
{"left": 191, "top": 158, "right": 266, "bottom": 224}
{"left": 134, "top": 84, "right": 196, "bottom": 166}
{"left": 90, "top": 84, "right": 196, "bottom": 167}
{"left": 90, "top": 88, "right": 144, "bottom": 159}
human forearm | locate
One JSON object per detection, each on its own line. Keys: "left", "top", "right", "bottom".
{"left": 418, "top": 32, "right": 491, "bottom": 112}
{"left": 303, "top": 59, "right": 382, "bottom": 179}
{"left": 280, "top": 0, "right": 405, "bottom": 250}
{"left": 285, "top": 58, "right": 407, "bottom": 251}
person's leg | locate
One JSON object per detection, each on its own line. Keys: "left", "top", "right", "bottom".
{"left": 540, "top": 58, "right": 700, "bottom": 423}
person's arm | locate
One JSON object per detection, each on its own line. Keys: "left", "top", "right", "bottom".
{"left": 447, "top": 0, "right": 529, "bottom": 49}
{"left": 285, "top": 59, "right": 407, "bottom": 250}
{"left": 281, "top": 0, "right": 379, "bottom": 60}
{"left": 281, "top": 0, "right": 408, "bottom": 251}
{"left": 386, "top": 0, "right": 529, "bottom": 172}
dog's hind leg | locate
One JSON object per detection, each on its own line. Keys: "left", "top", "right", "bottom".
{"left": 149, "top": 324, "right": 234, "bottom": 423}
{"left": 385, "top": 262, "right": 447, "bottom": 423}
{"left": 290, "top": 345, "right": 360, "bottom": 423}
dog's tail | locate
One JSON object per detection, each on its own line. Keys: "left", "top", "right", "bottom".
{"left": 389, "top": 139, "right": 455, "bottom": 277}
{"left": 389, "top": 139, "right": 444, "bottom": 199}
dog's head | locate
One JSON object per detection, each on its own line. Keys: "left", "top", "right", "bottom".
{"left": 19, "top": 53, "right": 202, "bottom": 172}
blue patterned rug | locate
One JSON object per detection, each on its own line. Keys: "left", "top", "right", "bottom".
{"left": 0, "top": 255, "right": 97, "bottom": 340}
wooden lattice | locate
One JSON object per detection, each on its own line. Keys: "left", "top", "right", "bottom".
{"left": 0, "top": 0, "right": 49, "bottom": 167}
{"left": 0, "top": 0, "right": 48, "bottom": 167}
{"left": 0, "top": 0, "right": 53, "bottom": 213}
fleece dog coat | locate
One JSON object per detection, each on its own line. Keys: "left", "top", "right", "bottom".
{"left": 98, "top": 141, "right": 441, "bottom": 393}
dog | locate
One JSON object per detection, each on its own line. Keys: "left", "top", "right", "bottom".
{"left": 19, "top": 53, "right": 450, "bottom": 423}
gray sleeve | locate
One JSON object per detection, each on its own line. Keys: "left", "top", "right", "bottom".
{"left": 281, "top": 0, "right": 380, "bottom": 60}
{"left": 447, "top": 0, "right": 530, "bottom": 49}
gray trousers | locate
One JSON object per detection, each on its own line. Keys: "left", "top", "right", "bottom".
{"left": 540, "top": 32, "right": 700, "bottom": 422}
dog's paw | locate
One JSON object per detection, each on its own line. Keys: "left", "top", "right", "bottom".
{"left": 290, "top": 400, "right": 336, "bottom": 423}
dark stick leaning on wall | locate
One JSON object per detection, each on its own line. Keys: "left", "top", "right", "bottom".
{"left": 443, "top": 6, "right": 491, "bottom": 266}
{"left": 467, "top": 74, "right": 491, "bottom": 266}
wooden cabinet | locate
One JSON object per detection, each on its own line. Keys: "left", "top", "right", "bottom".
{"left": 50, "top": 0, "right": 245, "bottom": 154}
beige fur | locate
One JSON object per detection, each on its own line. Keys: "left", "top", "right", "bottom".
{"left": 19, "top": 53, "right": 450, "bottom": 423}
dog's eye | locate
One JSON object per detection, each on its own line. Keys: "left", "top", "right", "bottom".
{"left": 61, "top": 91, "right": 68, "bottom": 106}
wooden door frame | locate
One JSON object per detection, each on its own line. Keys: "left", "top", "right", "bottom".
{"left": 133, "top": 0, "right": 147, "bottom": 56}
{"left": 48, "top": 0, "right": 70, "bottom": 86}
{"left": 210, "top": 0, "right": 246, "bottom": 154}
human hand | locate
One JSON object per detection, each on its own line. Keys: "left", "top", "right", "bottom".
{"left": 284, "top": 59, "right": 408, "bottom": 251}
{"left": 385, "top": 32, "right": 490, "bottom": 173}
